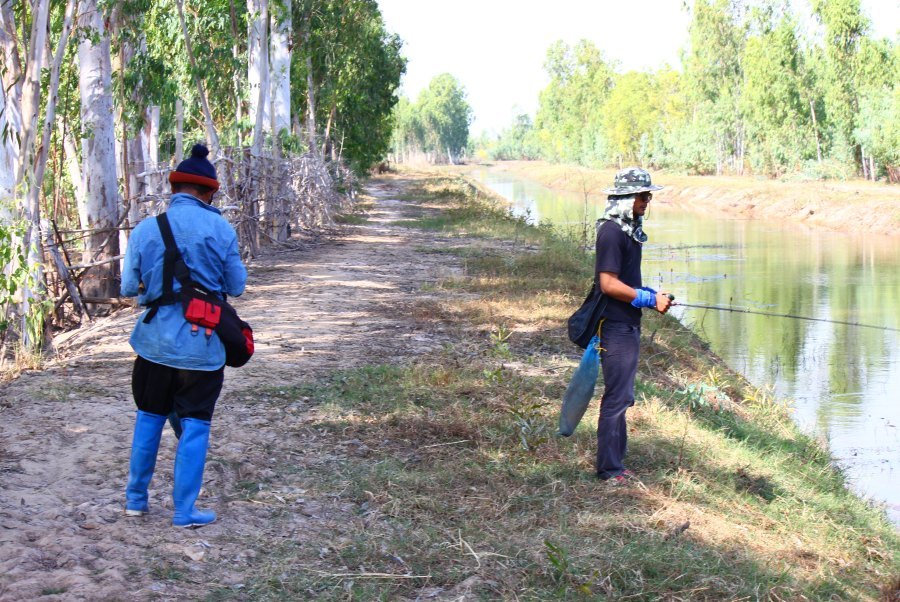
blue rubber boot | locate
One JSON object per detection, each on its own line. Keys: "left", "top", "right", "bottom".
{"left": 172, "top": 418, "right": 216, "bottom": 528}
{"left": 125, "top": 410, "right": 167, "bottom": 516}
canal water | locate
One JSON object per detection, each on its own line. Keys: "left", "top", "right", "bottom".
{"left": 471, "top": 168, "right": 900, "bottom": 524}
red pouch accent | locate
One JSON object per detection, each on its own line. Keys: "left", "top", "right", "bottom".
{"left": 185, "top": 297, "right": 222, "bottom": 329}
{"left": 242, "top": 327, "right": 255, "bottom": 355}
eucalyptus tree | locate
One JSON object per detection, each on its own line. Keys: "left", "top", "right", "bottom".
{"left": 740, "top": 10, "right": 812, "bottom": 175}
{"left": 416, "top": 73, "right": 472, "bottom": 164}
{"left": 270, "top": 0, "right": 292, "bottom": 137}
{"left": 811, "top": 0, "right": 869, "bottom": 165}
{"left": 853, "top": 37, "right": 897, "bottom": 179}
{"left": 533, "top": 40, "right": 615, "bottom": 165}
{"left": 296, "top": 0, "right": 405, "bottom": 168}
{"left": 248, "top": 0, "right": 270, "bottom": 139}
{"left": 682, "top": 0, "right": 746, "bottom": 174}
{"left": 602, "top": 71, "right": 658, "bottom": 166}
{"left": 78, "top": 0, "right": 121, "bottom": 299}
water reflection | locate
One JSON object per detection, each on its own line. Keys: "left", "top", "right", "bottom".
{"left": 472, "top": 168, "right": 900, "bottom": 524}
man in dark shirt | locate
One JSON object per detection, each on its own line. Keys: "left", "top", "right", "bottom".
{"left": 594, "top": 167, "right": 672, "bottom": 483}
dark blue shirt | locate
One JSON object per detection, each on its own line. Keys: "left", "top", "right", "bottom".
{"left": 594, "top": 220, "right": 643, "bottom": 325}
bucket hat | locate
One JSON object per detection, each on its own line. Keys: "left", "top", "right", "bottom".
{"left": 601, "top": 167, "right": 663, "bottom": 196}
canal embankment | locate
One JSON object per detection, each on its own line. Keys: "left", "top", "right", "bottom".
{"left": 474, "top": 160, "right": 900, "bottom": 236}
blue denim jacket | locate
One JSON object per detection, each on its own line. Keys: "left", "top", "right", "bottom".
{"left": 121, "top": 194, "right": 247, "bottom": 370}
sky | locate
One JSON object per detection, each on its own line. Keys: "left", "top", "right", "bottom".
{"left": 377, "top": 0, "right": 900, "bottom": 136}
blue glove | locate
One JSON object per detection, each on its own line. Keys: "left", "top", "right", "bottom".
{"left": 631, "top": 288, "right": 657, "bottom": 309}
{"left": 639, "top": 286, "right": 657, "bottom": 295}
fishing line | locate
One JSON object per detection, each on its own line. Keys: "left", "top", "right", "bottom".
{"left": 674, "top": 302, "right": 900, "bottom": 334}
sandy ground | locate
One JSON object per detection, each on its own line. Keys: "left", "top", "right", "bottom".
{"left": 0, "top": 177, "right": 468, "bottom": 600}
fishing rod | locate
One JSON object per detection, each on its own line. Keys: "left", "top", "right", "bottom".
{"left": 671, "top": 299, "right": 900, "bottom": 334}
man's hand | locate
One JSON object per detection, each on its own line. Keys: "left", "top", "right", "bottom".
{"left": 655, "top": 292, "right": 673, "bottom": 314}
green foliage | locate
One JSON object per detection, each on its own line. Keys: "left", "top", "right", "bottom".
{"left": 300, "top": 0, "right": 406, "bottom": 170}
{"left": 0, "top": 221, "right": 28, "bottom": 336}
{"left": 391, "top": 73, "right": 473, "bottom": 162}
{"left": 485, "top": 114, "right": 541, "bottom": 160}
{"left": 489, "top": 323, "right": 513, "bottom": 358}
{"left": 474, "top": 0, "right": 896, "bottom": 179}
{"left": 508, "top": 400, "right": 551, "bottom": 452}
{"left": 0, "top": 220, "right": 49, "bottom": 350}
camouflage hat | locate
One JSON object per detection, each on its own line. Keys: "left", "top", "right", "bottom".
{"left": 601, "top": 167, "right": 663, "bottom": 196}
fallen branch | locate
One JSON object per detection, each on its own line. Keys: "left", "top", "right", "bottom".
{"left": 67, "top": 254, "right": 125, "bottom": 271}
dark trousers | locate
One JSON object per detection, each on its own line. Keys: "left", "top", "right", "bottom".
{"left": 596, "top": 320, "right": 640, "bottom": 479}
{"left": 132, "top": 356, "right": 224, "bottom": 422}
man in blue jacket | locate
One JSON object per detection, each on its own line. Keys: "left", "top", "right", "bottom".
{"left": 121, "top": 144, "right": 247, "bottom": 528}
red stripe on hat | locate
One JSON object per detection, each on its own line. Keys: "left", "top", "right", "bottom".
{"left": 168, "top": 171, "right": 220, "bottom": 191}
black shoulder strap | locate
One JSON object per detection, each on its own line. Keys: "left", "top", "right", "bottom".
{"left": 142, "top": 213, "right": 195, "bottom": 323}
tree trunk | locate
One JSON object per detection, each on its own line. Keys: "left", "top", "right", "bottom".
{"left": 78, "top": 0, "right": 121, "bottom": 299}
{"left": 13, "top": 0, "right": 51, "bottom": 349}
{"left": 229, "top": 0, "right": 244, "bottom": 147}
{"left": 0, "top": 79, "right": 14, "bottom": 207}
{"left": 248, "top": 0, "right": 269, "bottom": 135}
{"left": 0, "top": 2, "right": 23, "bottom": 180}
{"left": 173, "top": 102, "right": 182, "bottom": 163}
{"left": 270, "top": 0, "right": 291, "bottom": 137}
{"left": 175, "top": 0, "right": 220, "bottom": 157}
{"left": 809, "top": 99, "right": 822, "bottom": 163}
{"left": 247, "top": 0, "right": 269, "bottom": 253}
{"left": 0, "top": 2, "right": 23, "bottom": 101}
{"left": 305, "top": 50, "right": 317, "bottom": 153}
{"left": 32, "top": 0, "right": 76, "bottom": 221}
{"left": 322, "top": 104, "right": 335, "bottom": 158}
{"left": 62, "top": 123, "right": 86, "bottom": 225}
{"left": 268, "top": 0, "right": 290, "bottom": 242}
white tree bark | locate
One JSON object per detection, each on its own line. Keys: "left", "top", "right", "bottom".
{"left": 15, "top": 0, "right": 50, "bottom": 184}
{"left": 12, "top": 0, "right": 51, "bottom": 349}
{"left": 78, "top": 0, "right": 120, "bottom": 298}
{"left": 0, "top": 83, "right": 14, "bottom": 209}
{"left": 174, "top": 101, "right": 183, "bottom": 163}
{"left": 149, "top": 105, "right": 161, "bottom": 164}
{"left": 270, "top": 0, "right": 291, "bottom": 136}
{"left": 62, "top": 122, "right": 86, "bottom": 225}
{"left": 306, "top": 55, "right": 317, "bottom": 153}
{"left": 0, "top": 2, "right": 22, "bottom": 103}
{"left": 248, "top": 0, "right": 270, "bottom": 135}
{"left": 0, "top": 3, "right": 22, "bottom": 189}
{"left": 250, "top": 0, "right": 270, "bottom": 153}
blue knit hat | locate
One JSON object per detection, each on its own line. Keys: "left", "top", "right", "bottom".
{"left": 169, "top": 143, "right": 219, "bottom": 191}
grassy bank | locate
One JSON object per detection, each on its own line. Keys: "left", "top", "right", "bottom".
{"left": 473, "top": 160, "right": 900, "bottom": 236}
{"left": 225, "top": 172, "right": 898, "bottom": 600}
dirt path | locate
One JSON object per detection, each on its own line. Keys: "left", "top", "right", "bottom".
{"left": 0, "top": 177, "right": 465, "bottom": 601}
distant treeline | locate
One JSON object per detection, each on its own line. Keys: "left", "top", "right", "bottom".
{"left": 476, "top": 0, "right": 897, "bottom": 180}
{"left": 389, "top": 74, "right": 473, "bottom": 165}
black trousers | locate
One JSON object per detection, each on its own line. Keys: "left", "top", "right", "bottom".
{"left": 596, "top": 320, "right": 640, "bottom": 479}
{"left": 131, "top": 356, "right": 224, "bottom": 422}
